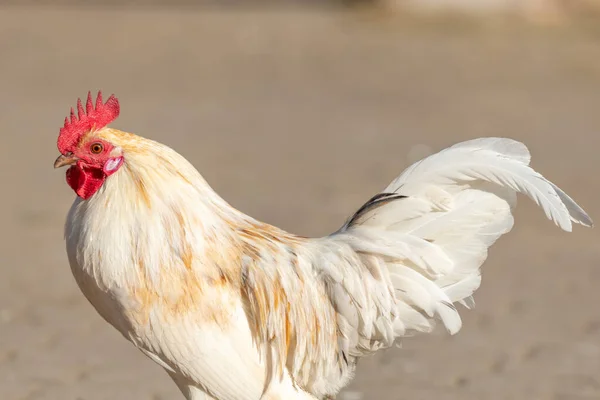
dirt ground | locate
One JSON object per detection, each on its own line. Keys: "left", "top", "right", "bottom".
{"left": 1, "top": 5, "right": 600, "bottom": 400}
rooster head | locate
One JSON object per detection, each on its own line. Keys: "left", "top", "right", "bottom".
{"left": 54, "top": 91, "right": 123, "bottom": 200}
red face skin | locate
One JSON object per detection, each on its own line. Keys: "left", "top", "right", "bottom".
{"left": 65, "top": 138, "right": 123, "bottom": 200}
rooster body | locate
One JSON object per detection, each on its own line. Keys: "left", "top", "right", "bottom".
{"left": 56, "top": 93, "right": 592, "bottom": 400}
{"left": 64, "top": 129, "right": 344, "bottom": 399}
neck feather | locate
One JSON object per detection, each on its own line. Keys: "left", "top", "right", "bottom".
{"left": 66, "top": 131, "right": 245, "bottom": 291}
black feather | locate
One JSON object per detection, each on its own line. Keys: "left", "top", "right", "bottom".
{"left": 342, "top": 192, "right": 408, "bottom": 230}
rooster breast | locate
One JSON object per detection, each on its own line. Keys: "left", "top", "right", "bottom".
{"left": 64, "top": 177, "right": 329, "bottom": 400}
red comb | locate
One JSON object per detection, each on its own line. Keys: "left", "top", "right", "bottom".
{"left": 57, "top": 91, "right": 120, "bottom": 154}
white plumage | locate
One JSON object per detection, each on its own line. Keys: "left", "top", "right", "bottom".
{"left": 330, "top": 138, "right": 591, "bottom": 341}
{"left": 59, "top": 131, "right": 592, "bottom": 400}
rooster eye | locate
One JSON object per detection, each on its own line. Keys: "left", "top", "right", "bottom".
{"left": 90, "top": 143, "right": 104, "bottom": 154}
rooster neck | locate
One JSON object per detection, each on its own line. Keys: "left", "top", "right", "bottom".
{"left": 64, "top": 138, "right": 246, "bottom": 296}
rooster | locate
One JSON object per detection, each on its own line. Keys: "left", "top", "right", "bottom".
{"left": 55, "top": 91, "right": 592, "bottom": 400}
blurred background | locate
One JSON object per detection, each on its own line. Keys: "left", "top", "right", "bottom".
{"left": 1, "top": 1, "right": 599, "bottom": 399}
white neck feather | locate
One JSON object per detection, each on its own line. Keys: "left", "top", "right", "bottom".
{"left": 65, "top": 138, "right": 241, "bottom": 292}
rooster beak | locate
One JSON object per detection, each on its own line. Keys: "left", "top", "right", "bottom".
{"left": 54, "top": 153, "right": 78, "bottom": 168}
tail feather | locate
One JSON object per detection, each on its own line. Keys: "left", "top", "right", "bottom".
{"left": 550, "top": 181, "right": 594, "bottom": 227}
{"left": 335, "top": 137, "right": 592, "bottom": 337}
{"left": 385, "top": 137, "right": 592, "bottom": 231}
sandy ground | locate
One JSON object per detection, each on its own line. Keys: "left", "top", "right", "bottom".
{"left": 1, "top": 5, "right": 600, "bottom": 400}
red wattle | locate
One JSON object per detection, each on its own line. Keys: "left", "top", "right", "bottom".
{"left": 66, "top": 164, "right": 106, "bottom": 200}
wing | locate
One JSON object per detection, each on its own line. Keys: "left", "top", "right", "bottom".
{"left": 238, "top": 213, "right": 456, "bottom": 398}
{"left": 238, "top": 225, "right": 351, "bottom": 399}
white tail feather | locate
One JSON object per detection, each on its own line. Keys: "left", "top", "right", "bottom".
{"left": 336, "top": 137, "right": 592, "bottom": 337}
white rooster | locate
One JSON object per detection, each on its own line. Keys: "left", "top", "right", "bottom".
{"left": 54, "top": 92, "right": 592, "bottom": 400}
